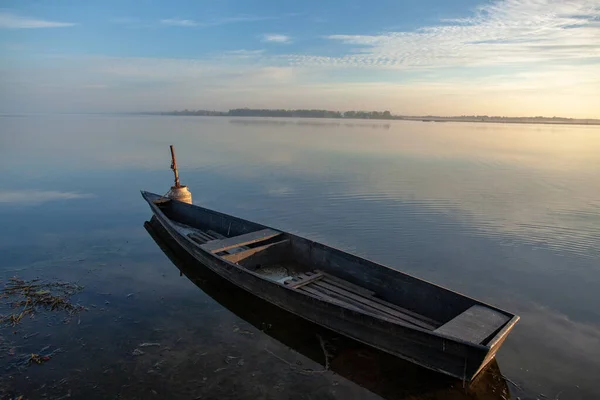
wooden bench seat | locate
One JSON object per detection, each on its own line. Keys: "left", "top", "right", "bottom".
{"left": 222, "top": 239, "right": 289, "bottom": 263}
{"left": 188, "top": 229, "right": 248, "bottom": 254}
{"left": 200, "top": 229, "right": 281, "bottom": 253}
{"left": 434, "top": 305, "right": 509, "bottom": 344}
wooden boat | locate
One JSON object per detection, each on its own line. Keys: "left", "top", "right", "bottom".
{"left": 144, "top": 216, "right": 511, "bottom": 399}
{"left": 141, "top": 190, "right": 519, "bottom": 382}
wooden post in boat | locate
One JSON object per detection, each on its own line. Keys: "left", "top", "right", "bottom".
{"left": 170, "top": 145, "right": 180, "bottom": 188}
{"left": 165, "top": 145, "right": 192, "bottom": 204}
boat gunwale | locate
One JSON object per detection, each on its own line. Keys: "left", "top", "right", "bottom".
{"left": 141, "top": 190, "right": 514, "bottom": 350}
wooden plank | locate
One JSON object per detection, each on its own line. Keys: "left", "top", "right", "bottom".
{"left": 368, "top": 296, "right": 439, "bottom": 327}
{"left": 434, "top": 305, "right": 510, "bottom": 344}
{"left": 300, "top": 285, "right": 412, "bottom": 326}
{"left": 319, "top": 270, "right": 439, "bottom": 327}
{"left": 200, "top": 229, "right": 281, "bottom": 253}
{"left": 313, "top": 280, "right": 436, "bottom": 330}
{"left": 358, "top": 292, "right": 439, "bottom": 326}
{"left": 317, "top": 271, "right": 376, "bottom": 297}
{"left": 312, "top": 281, "right": 435, "bottom": 330}
{"left": 206, "top": 230, "right": 226, "bottom": 239}
{"left": 307, "top": 281, "right": 429, "bottom": 328}
{"left": 304, "top": 284, "right": 383, "bottom": 316}
{"left": 298, "top": 286, "right": 370, "bottom": 316}
{"left": 287, "top": 272, "right": 324, "bottom": 289}
{"left": 206, "top": 229, "right": 250, "bottom": 254}
{"left": 222, "top": 239, "right": 289, "bottom": 264}
{"left": 189, "top": 229, "right": 251, "bottom": 256}
{"left": 287, "top": 273, "right": 309, "bottom": 283}
{"left": 194, "top": 231, "right": 215, "bottom": 242}
{"left": 188, "top": 233, "right": 208, "bottom": 244}
{"left": 190, "top": 231, "right": 250, "bottom": 256}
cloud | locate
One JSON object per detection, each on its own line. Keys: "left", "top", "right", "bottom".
{"left": 0, "top": 11, "right": 76, "bottom": 29}
{"left": 161, "top": 15, "right": 276, "bottom": 28}
{"left": 313, "top": 0, "right": 600, "bottom": 69}
{"left": 212, "top": 15, "right": 276, "bottom": 25}
{"left": 224, "top": 49, "right": 266, "bottom": 56}
{"left": 160, "top": 18, "right": 198, "bottom": 27}
{"left": 262, "top": 34, "right": 291, "bottom": 44}
{"left": 0, "top": 190, "right": 95, "bottom": 204}
{"left": 222, "top": 49, "right": 266, "bottom": 60}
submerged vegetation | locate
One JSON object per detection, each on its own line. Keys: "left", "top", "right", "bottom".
{"left": 0, "top": 277, "right": 85, "bottom": 326}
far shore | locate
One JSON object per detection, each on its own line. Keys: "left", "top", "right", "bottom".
{"left": 399, "top": 117, "right": 600, "bottom": 126}
{"left": 140, "top": 109, "right": 600, "bottom": 127}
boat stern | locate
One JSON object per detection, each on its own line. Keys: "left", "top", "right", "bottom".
{"left": 471, "top": 314, "right": 520, "bottom": 380}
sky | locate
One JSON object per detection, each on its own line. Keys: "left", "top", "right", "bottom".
{"left": 0, "top": 0, "right": 599, "bottom": 117}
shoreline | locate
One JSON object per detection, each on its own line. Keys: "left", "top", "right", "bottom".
{"left": 143, "top": 113, "right": 600, "bottom": 127}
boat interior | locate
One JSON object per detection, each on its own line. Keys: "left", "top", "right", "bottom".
{"left": 151, "top": 194, "right": 512, "bottom": 346}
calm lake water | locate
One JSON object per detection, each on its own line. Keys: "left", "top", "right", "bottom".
{"left": 1, "top": 115, "right": 599, "bottom": 399}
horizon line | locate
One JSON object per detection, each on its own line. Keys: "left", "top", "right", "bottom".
{"left": 2, "top": 110, "right": 600, "bottom": 122}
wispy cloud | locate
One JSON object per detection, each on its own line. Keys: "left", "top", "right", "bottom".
{"left": 0, "top": 11, "right": 76, "bottom": 29}
{"left": 222, "top": 49, "right": 266, "bottom": 59}
{"left": 0, "top": 190, "right": 95, "bottom": 204}
{"left": 160, "top": 18, "right": 198, "bottom": 27}
{"left": 213, "top": 15, "right": 276, "bottom": 25}
{"left": 225, "top": 49, "right": 266, "bottom": 56}
{"left": 306, "top": 0, "right": 600, "bottom": 69}
{"left": 160, "top": 15, "right": 276, "bottom": 28}
{"left": 262, "top": 34, "right": 291, "bottom": 44}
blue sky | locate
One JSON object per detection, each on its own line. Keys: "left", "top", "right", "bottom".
{"left": 1, "top": 0, "right": 599, "bottom": 117}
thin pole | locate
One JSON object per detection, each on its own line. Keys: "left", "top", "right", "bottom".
{"left": 170, "top": 145, "right": 180, "bottom": 188}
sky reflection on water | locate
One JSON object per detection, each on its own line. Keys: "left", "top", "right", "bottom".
{"left": 1, "top": 115, "right": 599, "bottom": 399}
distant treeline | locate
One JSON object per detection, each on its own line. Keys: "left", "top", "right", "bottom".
{"left": 162, "top": 109, "right": 227, "bottom": 116}
{"left": 155, "top": 108, "right": 395, "bottom": 119}
{"left": 144, "top": 109, "right": 599, "bottom": 125}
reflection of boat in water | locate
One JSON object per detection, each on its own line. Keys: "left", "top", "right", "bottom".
{"left": 144, "top": 217, "right": 511, "bottom": 400}
{"left": 142, "top": 190, "right": 518, "bottom": 382}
